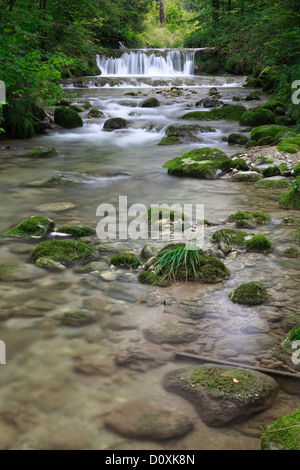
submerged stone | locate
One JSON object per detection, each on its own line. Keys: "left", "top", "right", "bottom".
{"left": 55, "top": 225, "right": 96, "bottom": 237}
{"left": 35, "top": 202, "right": 76, "bottom": 213}
{"left": 0, "top": 263, "right": 46, "bottom": 281}
{"left": 163, "top": 366, "right": 278, "bottom": 427}
{"left": 36, "top": 257, "right": 66, "bottom": 271}
{"left": 23, "top": 147, "right": 59, "bottom": 158}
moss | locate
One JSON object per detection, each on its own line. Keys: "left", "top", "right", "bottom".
{"left": 279, "top": 187, "right": 300, "bottom": 210}
{"left": 245, "top": 234, "right": 272, "bottom": 252}
{"left": 245, "top": 91, "right": 262, "bottom": 101}
{"left": 181, "top": 104, "right": 247, "bottom": 122}
{"left": 82, "top": 102, "right": 92, "bottom": 109}
{"left": 245, "top": 140, "right": 259, "bottom": 149}
{"left": 103, "top": 117, "right": 126, "bottom": 130}
{"left": 164, "top": 147, "right": 232, "bottom": 179}
{"left": 229, "top": 281, "right": 269, "bottom": 305}
{"left": 277, "top": 136, "right": 300, "bottom": 153}
{"left": 294, "top": 161, "right": 300, "bottom": 176}
{"left": 54, "top": 107, "right": 83, "bottom": 129}
{"left": 261, "top": 165, "right": 281, "bottom": 178}
{"left": 35, "top": 257, "right": 66, "bottom": 271}
{"left": 55, "top": 225, "right": 96, "bottom": 237}
{"left": 274, "top": 116, "right": 292, "bottom": 126}
{"left": 146, "top": 207, "right": 186, "bottom": 227}
{"left": 211, "top": 228, "right": 250, "bottom": 247}
{"left": 124, "top": 92, "right": 138, "bottom": 96}
{"left": 230, "top": 171, "right": 263, "bottom": 182}
{"left": 282, "top": 325, "right": 300, "bottom": 349}
{"left": 141, "top": 97, "right": 160, "bottom": 108}
{"left": 87, "top": 108, "right": 104, "bottom": 118}
{"left": 158, "top": 135, "right": 182, "bottom": 146}
{"left": 137, "top": 270, "right": 169, "bottom": 286}
{"left": 25, "top": 147, "right": 59, "bottom": 158}
{"left": 227, "top": 211, "right": 254, "bottom": 223}
{"left": 254, "top": 178, "right": 291, "bottom": 189}
{"left": 261, "top": 408, "right": 300, "bottom": 450}
{"left": 1, "top": 216, "right": 54, "bottom": 239}
{"left": 239, "top": 108, "right": 275, "bottom": 127}
{"left": 31, "top": 240, "right": 95, "bottom": 264}
{"left": 282, "top": 247, "right": 300, "bottom": 258}
{"left": 251, "top": 212, "right": 271, "bottom": 225}
{"left": 110, "top": 252, "right": 140, "bottom": 269}
{"left": 258, "top": 66, "right": 278, "bottom": 91}
{"left": 259, "top": 100, "right": 287, "bottom": 113}
{"left": 282, "top": 217, "right": 300, "bottom": 226}
{"left": 69, "top": 105, "right": 84, "bottom": 113}
{"left": 228, "top": 134, "right": 249, "bottom": 145}
{"left": 243, "top": 78, "right": 263, "bottom": 88}
{"left": 250, "top": 124, "right": 296, "bottom": 143}
{"left": 231, "top": 158, "right": 248, "bottom": 171}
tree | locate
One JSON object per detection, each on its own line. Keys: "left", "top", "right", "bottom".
{"left": 159, "top": 0, "right": 166, "bottom": 24}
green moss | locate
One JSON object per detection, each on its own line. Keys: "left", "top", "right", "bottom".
{"left": 55, "top": 225, "right": 96, "bottom": 237}
{"left": 103, "top": 117, "right": 126, "bottom": 130}
{"left": 245, "top": 234, "right": 272, "bottom": 252}
{"left": 1, "top": 216, "right": 54, "bottom": 239}
{"left": 250, "top": 124, "right": 296, "bottom": 143}
{"left": 294, "top": 161, "right": 300, "bottom": 176}
{"left": 261, "top": 408, "right": 300, "bottom": 450}
{"left": 82, "top": 102, "right": 92, "bottom": 109}
{"left": 137, "top": 270, "right": 169, "bottom": 286}
{"left": 243, "top": 78, "right": 263, "bottom": 88}
{"left": 259, "top": 100, "right": 287, "bottom": 112}
{"left": 87, "top": 108, "right": 104, "bottom": 118}
{"left": 282, "top": 247, "right": 300, "bottom": 258}
{"left": 110, "top": 252, "right": 140, "bottom": 269}
{"left": 251, "top": 212, "right": 271, "bottom": 225}
{"left": 245, "top": 140, "right": 259, "bottom": 149}
{"left": 258, "top": 66, "right": 278, "bottom": 91}
{"left": 25, "top": 147, "right": 59, "bottom": 158}
{"left": 279, "top": 187, "right": 300, "bottom": 210}
{"left": 229, "top": 281, "right": 269, "bottom": 305}
{"left": 31, "top": 240, "right": 95, "bottom": 264}
{"left": 254, "top": 178, "right": 291, "bottom": 189}
{"left": 230, "top": 158, "right": 248, "bottom": 171}
{"left": 54, "top": 107, "right": 83, "bottom": 129}
{"left": 239, "top": 108, "right": 275, "bottom": 127}
{"left": 228, "top": 134, "right": 249, "bottom": 145}
{"left": 146, "top": 207, "right": 186, "bottom": 226}
{"left": 182, "top": 104, "right": 247, "bottom": 122}
{"left": 158, "top": 135, "right": 182, "bottom": 146}
{"left": 277, "top": 136, "right": 300, "bottom": 153}
{"left": 282, "top": 217, "right": 300, "bottom": 226}
{"left": 261, "top": 166, "right": 282, "bottom": 178}
{"left": 69, "top": 105, "right": 84, "bottom": 113}
{"left": 227, "top": 211, "right": 253, "bottom": 223}
{"left": 141, "top": 97, "right": 160, "bottom": 108}
{"left": 211, "top": 228, "right": 250, "bottom": 247}
{"left": 164, "top": 147, "right": 232, "bottom": 179}
{"left": 245, "top": 91, "right": 262, "bottom": 101}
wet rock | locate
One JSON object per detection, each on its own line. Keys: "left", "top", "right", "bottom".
{"left": 54, "top": 107, "right": 83, "bottom": 129}
{"left": 229, "top": 281, "right": 269, "bottom": 305}
{"left": 61, "top": 310, "right": 96, "bottom": 326}
{"left": 104, "top": 400, "right": 194, "bottom": 440}
{"left": 216, "top": 334, "right": 276, "bottom": 355}
{"left": 103, "top": 117, "right": 127, "bottom": 131}
{"left": 87, "top": 108, "right": 104, "bottom": 118}
{"left": 36, "top": 258, "right": 66, "bottom": 271}
{"left": 143, "top": 315, "right": 198, "bottom": 344}
{"left": 115, "top": 342, "right": 173, "bottom": 371}
{"left": 74, "top": 354, "right": 115, "bottom": 375}
{"left": 35, "top": 202, "right": 76, "bottom": 213}
{"left": 141, "top": 97, "right": 160, "bottom": 108}
{"left": 73, "top": 261, "right": 107, "bottom": 273}
{"left": 0, "top": 263, "right": 46, "bottom": 282}
{"left": 140, "top": 244, "right": 158, "bottom": 260}
{"left": 31, "top": 240, "right": 96, "bottom": 265}
{"left": 163, "top": 296, "right": 204, "bottom": 319}
{"left": 23, "top": 147, "right": 59, "bottom": 158}
{"left": 163, "top": 365, "right": 278, "bottom": 427}
{"left": 1, "top": 216, "right": 54, "bottom": 239}
{"left": 230, "top": 171, "right": 263, "bottom": 182}
{"left": 37, "top": 425, "right": 92, "bottom": 450}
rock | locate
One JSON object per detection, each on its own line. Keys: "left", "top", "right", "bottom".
{"left": 36, "top": 257, "right": 66, "bottom": 271}
{"left": 103, "top": 117, "right": 127, "bottom": 131}
{"left": 35, "top": 202, "right": 76, "bottom": 213}
{"left": 115, "top": 342, "right": 173, "bottom": 371}
{"left": 61, "top": 311, "right": 96, "bottom": 326}
{"left": 163, "top": 365, "right": 278, "bottom": 427}
{"left": 254, "top": 176, "right": 291, "bottom": 189}
{"left": 279, "top": 186, "right": 300, "bottom": 210}
{"left": 282, "top": 247, "right": 300, "bottom": 258}
{"left": 260, "top": 99, "right": 287, "bottom": 113}
{"left": 277, "top": 136, "right": 300, "bottom": 153}
{"left": 73, "top": 261, "right": 107, "bottom": 273}
{"left": 22, "top": 171, "right": 89, "bottom": 187}
{"left": 110, "top": 252, "right": 140, "bottom": 269}
{"left": 217, "top": 334, "right": 276, "bottom": 355}
{"left": 0, "top": 263, "right": 46, "bottom": 281}
{"left": 163, "top": 296, "right": 204, "bottom": 319}
{"left": 54, "top": 107, "right": 83, "bottom": 129}
{"left": 104, "top": 400, "right": 194, "bottom": 440}
{"left": 182, "top": 104, "right": 247, "bottom": 122}
{"left": 240, "top": 108, "right": 275, "bottom": 127}
{"left": 261, "top": 408, "right": 300, "bottom": 450}
{"left": 141, "top": 97, "right": 160, "bottom": 108}
{"left": 164, "top": 147, "right": 232, "bottom": 179}
{"left": 229, "top": 281, "right": 269, "bottom": 305}
{"left": 143, "top": 315, "right": 199, "bottom": 344}
{"left": 228, "top": 134, "right": 249, "bottom": 145}
{"left": 140, "top": 244, "right": 158, "bottom": 260}
{"left": 74, "top": 354, "right": 115, "bottom": 375}
{"left": 100, "top": 271, "right": 118, "bottom": 281}
{"left": 87, "top": 108, "right": 103, "bottom": 118}
{"left": 250, "top": 124, "right": 296, "bottom": 144}
{"left": 55, "top": 225, "right": 96, "bottom": 237}
{"left": 37, "top": 426, "right": 92, "bottom": 450}
{"left": 1, "top": 216, "right": 54, "bottom": 239}
{"left": 245, "top": 234, "right": 272, "bottom": 252}
{"left": 230, "top": 171, "right": 263, "bottom": 182}
{"left": 31, "top": 240, "right": 96, "bottom": 265}
{"left": 23, "top": 147, "right": 59, "bottom": 158}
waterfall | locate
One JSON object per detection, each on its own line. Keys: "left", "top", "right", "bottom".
{"left": 96, "top": 49, "right": 197, "bottom": 77}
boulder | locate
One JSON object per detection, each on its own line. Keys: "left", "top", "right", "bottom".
{"left": 1, "top": 216, "right": 54, "bottom": 239}
{"left": 239, "top": 108, "right": 275, "bottom": 127}
{"left": 141, "top": 97, "right": 160, "bottom": 108}
{"left": 54, "top": 107, "right": 83, "bottom": 129}
{"left": 229, "top": 281, "right": 269, "bottom": 305}
{"left": 103, "top": 117, "right": 127, "bottom": 131}
{"left": 182, "top": 104, "right": 247, "bottom": 122}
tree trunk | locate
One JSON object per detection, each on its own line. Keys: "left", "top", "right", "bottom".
{"left": 159, "top": 0, "right": 166, "bottom": 25}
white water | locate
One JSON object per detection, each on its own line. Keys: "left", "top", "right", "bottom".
{"left": 96, "top": 50, "right": 197, "bottom": 76}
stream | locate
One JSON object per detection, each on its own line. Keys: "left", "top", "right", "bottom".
{"left": 0, "top": 49, "right": 299, "bottom": 450}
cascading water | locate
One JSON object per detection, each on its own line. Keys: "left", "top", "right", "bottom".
{"left": 96, "top": 49, "right": 197, "bottom": 76}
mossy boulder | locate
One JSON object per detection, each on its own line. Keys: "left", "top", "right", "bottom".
{"left": 229, "top": 281, "right": 269, "bottom": 305}
{"left": 181, "top": 104, "right": 247, "bottom": 122}
{"left": 258, "top": 66, "right": 278, "bottom": 91}
{"left": 277, "top": 136, "right": 300, "bottom": 154}
{"left": 228, "top": 134, "right": 249, "bottom": 145}
{"left": 141, "top": 97, "right": 160, "bottom": 108}
{"left": 24, "top": 147, "right": 59, "bottom": 158}
{"left": 69, "top": 105, "right": 84, "bottom": 113}
{"left": 1, "top": 216, "right": 54, "bottom": 239}
{"left": 261, "top": 408, "right": 300, "bottom": 450}
{"left": 164, "top": 147, "right": 232, "bottom": 179}
{"left": 87, "top": 108, "right": 104, "bottom": 118}
{"left": 163, "top": 365, "right": 278, "bottom": 427}
{"left": 159, "top": 123, "right": 215, "bottom": 146}
{"left": 259, "top": 99, "right": 287, "bottom": 113}
{"left": 211, "top": 228, "right": 250, "bottom": 248}
{"left": 250, "top": 124, "right": 296, "bottom": 144}
{"left": 103, "top": 117, "right": 127, "bottom": 131}
{"left": 55, "top": 225, "right": 96, "bottom": 237}
{"left": 54, "top": 107, "right": 83, "bottom": 129}
{"left": 239, "top": 108, "right": 275, "bottom": 127}
{"left": 245, "top": 91, "right": 262, "bottom": 101}
{"left": 227, "top": 211, "right": 270, "bottom": 226}
{"left": 282, "top": 247, "right": 300, "bottom": 258}
{"left": 230, "top": 171, "right": 263, "bottom": 182}
{"left": 243, "top": 78, "right": 263, "bottom": 88}
{"left": 35, "top": 258, "right": 66, "bottom": 271}
{"left": 140, "top": 244, "right": 158, "bottom": 260}
{"left": 294, "top": 161, "right": 300, "bottom": 176}
{"left": 254, "top": 176, "right": 291, "bottom": 189}
{"left": 279, "top": 186, "right": 300, "bottom": 210}
{"left": 245, "top": 234, "right": 272, "bottom": 252}
{"left": 110, "top": 252, "right": 140, "bottom": 269}
{"left": 31, "top": 240, "right": 95, "bottom": 265}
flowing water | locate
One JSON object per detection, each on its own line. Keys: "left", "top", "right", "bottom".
{"left": 0, "top": 49, "right": 299, "bottom": 450}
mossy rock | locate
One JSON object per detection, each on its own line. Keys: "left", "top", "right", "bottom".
{"left": 103, "top": 117, "right": 127, "bottom": 131}
{"left": 239, "top": 108, "right": 275, "bottom": 127}
{"left": 61, "top": 311, "right": 96, "bottom": 326}
{"left": 229, "top": 281, "right": 269, "bottom": 305}
{"left": 31, "top": 240, "right": 95, "bottom": 265}
{"left": 245, "top": 91, "right": 262, "bottom": 101}
{"left": 211, "top": 228, "right": 250, "bottom": 247}
{"left": 228, "top": 134, "right": 249, "bottom": 145}
{"left": 82, "top": 102, "right": 92, "bottom": 109}
{"left": 164, "top": 147, "right": 232, "bottom": 179}
{"left": 55, "top": 225, "right": 96, "bottom": 237}
{"left": 124, "top": 92, "right": 138, "bottom": 96}
{"left": 54, "top": 107, "right": 83, "bottom": 129}
{"left": 138, "top": 270, "right": 170, "bottom": 287}
{"left": 294, "top": 161, "right": 300, "bottom": 176}
{"left": 24, "top": 147, "right": 59, "bottom": 158}
{"left": 22, "top": 172, "right": 86, "bottom": 187}
{"left": 245, "top": 234, "right": 272, "bottom": 252}
{"left": 141, "top": 97, "right": 160, "bottom": 108}
{"left": 146, "top": 207, "right": 186, "bottom": 227}
{"left": 281, "top": 216, "right": 300, "bottom": 226}
{"left": 230, "top": 158, "right": 249, "bottom": 171}
{"left": 230, "top": 171, "right": 263, "bottom": 182}
{"left": 227, "top": 211, "right": 270, "bottom": 226}
{"left": 277, "top": 136, "right": 300, "bottom": 154}
{"left": 35, "top": 257, "right": 66, "bottom": 271}
{"left": 1, "top": 216, "right": 54, "bottom": 239}
{"left": 274, "top": 116, "right": 292, "bottom": 126}
{"left": 69, "top": 105, "right": 84, "bottom": 113}
{"left": 282, "top": 247, "right": 300, "bottom": 258}
{"left": 87, "top": 108, "right": 104, "bottom": 118}
{"left": 250, "top": 124, "right": 296, "bottom": 144}
{"left": 163, "top": 365, "right": 278, "bottom": 427}
{"left": 279, "top": 187, "right": 300, "bottom": 210}
{"left": 258, "top": 66, "right": 278, "bottom": 91}
{"left": 110, "top": 252, "right": 140, "bottom": 269}
{"left": 259, "top": 100, "right": 287, "bottom": 113}
{"left": 158, "top": 134, "right": 199, "bottom": 145}
{"left": 261, "top": 408, "right": 300, "bottom": 450}
{"left": 181, "top": 104, "right": 247, "bottom": 122}
{"left": 254, "top": 176, "right": 291, "bottom": 189}
{"left": 243, "top": 78, "right": 263, "bottom": 88}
